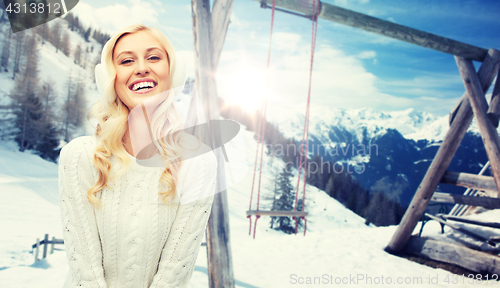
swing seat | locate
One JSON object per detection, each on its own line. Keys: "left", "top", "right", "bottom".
{"left": 246, "top": 210, "right": 308, "bottom": 217}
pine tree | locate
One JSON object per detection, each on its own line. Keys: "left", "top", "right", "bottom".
{"left": 34, "top": 23, "right": 49, "bottom": 45}
{"left": 74, "top": 44, "right": 81, "bottom": 65}
{"left": 60, "top": 32, "right": 71, "bottom": 57}
{"left": 84, "top": 27, "right": 91, "bottom": 42}
{"left": 10, "top": 41, "right": 41, "bottom": 151}
{"left": 62, "top": 74, "right": 86, "bottom": 142}
{"left": 270, "top": 164, "right": 297, "bottom": 234}
{"left": 1, "top": 28, "right": 11, "bottom": 71}
{"left": 50, "top": 21, "right": 62, "bottom": 53}
{"left": 65, "top": 13, "right": 75, "bottom": 31}
{"left": 12, "top": 31, "right": 25, "bottom": 79}
{"left": 5, "top": 32, "right": 60, "bottom": 160}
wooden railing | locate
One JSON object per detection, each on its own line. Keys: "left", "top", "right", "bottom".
{"left": 32, "top": 234, "right": 64, "bottom": 263}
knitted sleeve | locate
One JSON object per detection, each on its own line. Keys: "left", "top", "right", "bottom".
{"left": 59, "top": 137, "right": 108, "bottom": 288}
{"left": 149, "top": 152, "right": 217, "bottom": 288}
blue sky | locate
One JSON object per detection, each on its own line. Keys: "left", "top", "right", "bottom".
{"left": 72, "top": 0, "right": 500, "bottom": 116}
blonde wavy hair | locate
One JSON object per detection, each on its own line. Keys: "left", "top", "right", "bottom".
{"left": 88, "top": 24, "right": 185, "bottom": 207}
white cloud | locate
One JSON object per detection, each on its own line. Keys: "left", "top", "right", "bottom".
{"left": 357, "top": 51, "right": 376, "bottom": 59}
{"left": 71, "top": 0, "right": 162, "bottom": 34}
{"left": 333, "top": 0, "right": 370, "bottom": 7}
{"left": 272, "top": 32, "right": 302, "bottom": 52}
{"left": 216, "top": 31, "right": 459, "bottom": 116}
{"left": 217, "top": 33, "right": 395, "bottom": 113}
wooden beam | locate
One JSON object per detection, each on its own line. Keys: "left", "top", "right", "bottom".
{"left": 449, "top": 162, "right": 490, "bottom": 216}
{"left": 405, "top": 236, "right": 500, "bottom": 274}
{"left": 212, "top": 0, "right": 235, "bottom": 69}
{"left": 487, "top": 69, "right": 500, "bottom": 127}
{"left": 440, "top": 171, "right": 497, "bottom": 193}
{"left": 439, "top": 214, "right": 500, "bottom": 230}
{"left": 246, "top": 210, "right": 308, "bottom": 217}
{"left": 424, "top": 213, "right": 497, "bottom": 247}
{"left": 191, "top": 1, "right": 235, "bottom": 287}
{"left": 456, "top": 55, "right": 500, "bottom": 196}
{"left": 386, "top": 49, "right": 500, "bottom": 254}
{"left": 431, "top": 192, "right": 500, "bottom": 210}
{"left": 254, "top": 0, "right": 488, "bottom": 61}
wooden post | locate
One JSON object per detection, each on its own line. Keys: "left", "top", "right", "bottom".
{"left": 42, "top": 234, "right": 48, "bottom": 259}
{"left": 34, "top": 238, "right": 40, "bottom": 263}
{"left": 253, "top": 0, "right": 488, "bottom": 61}
{"left": 487, "top": 69, "right": 500, "bottom": 127}
{"left": 386, "top": 49, "right": 500, "bottom": 254}
{"left": 191, "top": 0, "right": 235, "bottom": 287}
{"left": 212, "top": 0, "right": 235, "bottom": 69}
{"left": 50, "top": 236, "right": 55, "bottom": 254}
{"left": 456, "top": 55, "right": 500, "bottom": 195}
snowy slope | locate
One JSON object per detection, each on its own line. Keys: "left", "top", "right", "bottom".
{"left": 1, "top": 96, "right": 496, "bottom": 287}
{"left": 0, "top": 18, "right": 103, "bottom": 141}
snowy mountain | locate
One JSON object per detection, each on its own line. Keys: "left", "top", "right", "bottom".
{"left": 269, "top": 103, "right": 477, "bottom": 144}
{"left": 267, "top": 103, "right": 486, "bottom": 206}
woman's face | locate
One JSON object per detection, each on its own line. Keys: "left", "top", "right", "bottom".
{"left": 113, "top": 30, "right": 170, "bottom": 110}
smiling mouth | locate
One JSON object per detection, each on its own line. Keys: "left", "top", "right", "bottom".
{"left": 129, "top": 81, "right": 158, "bottom": 93}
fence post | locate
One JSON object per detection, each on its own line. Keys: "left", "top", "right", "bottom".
{"left": 50, "top": 236, "right": 55, "bottom": 254}
{"left": 42, "top": 234, "right": 48, "bottom": 259}
{"left": 34, "top": 238, "right": 40, "bottom": 263}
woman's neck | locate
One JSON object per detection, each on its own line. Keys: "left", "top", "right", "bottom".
{"left": 123, "top": 127, "right": 158, "bottom": 160}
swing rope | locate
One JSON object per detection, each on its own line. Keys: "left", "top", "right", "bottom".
{"left": 248, "top": 0, "right": 319, "bottom": 238}
{"left": 248, "top": 0, "right": 277, "bottom": 238}
{"left": 293, "top": 0, "right": 319, "bottom": 235}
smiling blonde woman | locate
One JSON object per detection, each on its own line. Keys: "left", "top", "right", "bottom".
{"left": 58, "top": 24, "right": 216, "bottom": 288}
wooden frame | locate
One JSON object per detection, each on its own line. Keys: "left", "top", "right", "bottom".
{"left": 405, "top": 236, "right": 500, "bottom": 274}
{"left": 246, "top": 210, "right": 308, "bottom": 217}
{"left": 386, "top": 49, "right": 500, "bottom": 254}
{"left": 430, "top": 192, "right": 500, "bottom": 210}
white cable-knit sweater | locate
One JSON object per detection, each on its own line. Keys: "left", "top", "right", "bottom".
{"left": 58, "top": 136, "right": 216, "bottom": 288}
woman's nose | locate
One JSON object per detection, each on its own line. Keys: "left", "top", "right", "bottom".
{"left": 135, "top": 60, "right": 150, "bottom": 75}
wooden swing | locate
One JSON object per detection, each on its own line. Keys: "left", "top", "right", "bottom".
{"left": 246, "top": 0, "right": 320, "bottom": 238}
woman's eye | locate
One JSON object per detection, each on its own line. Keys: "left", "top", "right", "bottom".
{"left": 148, "top": 56, "right": 161, "bottom": 61}
{"left": 121, "top": 59, "right": 133, "bottom": 64}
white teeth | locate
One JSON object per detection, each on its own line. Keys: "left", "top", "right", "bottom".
{"left": 132, "top": 82, "right": 155, "bottom": 91}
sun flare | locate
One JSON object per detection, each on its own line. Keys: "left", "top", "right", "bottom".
{"left": 221, "top": 67, "right": 273, "bottom": 113}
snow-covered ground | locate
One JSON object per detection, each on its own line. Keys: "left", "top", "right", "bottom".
{"left": 1, "top": 114, "right": 498, "bottom": 288}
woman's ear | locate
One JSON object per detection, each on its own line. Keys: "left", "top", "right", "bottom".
{"left": 95, "top": 63, "right": 110, "bottom": 94}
